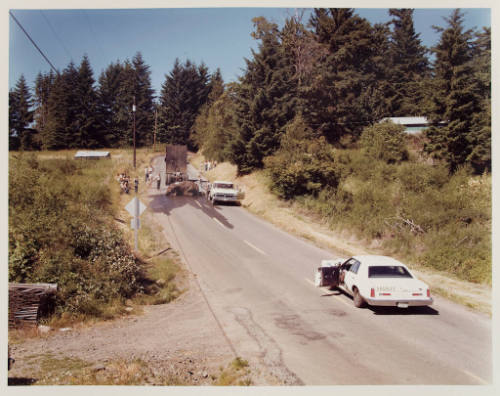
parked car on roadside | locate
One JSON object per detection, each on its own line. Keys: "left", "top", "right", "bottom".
{"left": 316, "top": 255, "right": 433, "bottom": 308}
{"left": 208, "top": 181, "right": 244, "bottom": 205}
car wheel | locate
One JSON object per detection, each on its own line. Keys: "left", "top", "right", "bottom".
{"left": 353, "top": 288, "right": 365, "bottom": 308}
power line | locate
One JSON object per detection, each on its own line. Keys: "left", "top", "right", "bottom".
{"left": 40, "top": 10, "right": 73, "bottom": 61}
{"left": 83, "top": 10, "right": 105, "bottom": 59}
{"left": 9, "top": 11, "right": 59, "bottom": 75}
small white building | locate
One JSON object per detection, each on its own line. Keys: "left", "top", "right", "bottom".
{"left": 380, "top": 117, "right": 445, "bottom": 135}
{"left": 74, "top": 150, "right": 111, "bottom": 159}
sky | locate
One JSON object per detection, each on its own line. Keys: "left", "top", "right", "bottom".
{"left": 8, "top": 6, "right": 491, "bottom": 97}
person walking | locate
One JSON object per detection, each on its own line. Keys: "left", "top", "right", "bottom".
{"left": 145, "top": 167, "right": 149, "bottom": 182}
{"left": 156, "top": 174, "right": 161, "bottom": 190}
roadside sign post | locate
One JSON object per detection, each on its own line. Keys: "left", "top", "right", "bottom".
{"left": 134, "top": 178, "right": 139, "bottom": 250}
{"left": 125, "top": 186, "right": 146, "bottom": 252}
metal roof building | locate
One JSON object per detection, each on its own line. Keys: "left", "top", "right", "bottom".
{"left": 74, "top": 150, "right": 111, "bottom": 159}
{"left": 380, "top": 117, "right": 446, "bottom": 135}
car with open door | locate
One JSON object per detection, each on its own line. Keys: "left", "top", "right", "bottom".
{"left": 316, "top": 255, "right": 433, "bottom": 308}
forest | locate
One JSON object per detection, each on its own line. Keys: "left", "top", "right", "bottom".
{"left": 9, "top": 8, "right": 490, "bottom": 175}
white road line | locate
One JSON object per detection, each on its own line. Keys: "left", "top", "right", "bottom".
{"left": 212, "top": 217, "right": 225, "bottom": 228}
{"left": 305, "top": 278, "right": 352, "bottom": 307}
{"left": 243, "top": 240, "right": 268, "bottom": 256}
{"left": 305, "top": 278, "right": 316, "bottom": 287}
{"left": 195, "top": 200, "right": 202, "bottom": 208}
{"left": 462, "top": 369, "right": 489, "bottom": 385}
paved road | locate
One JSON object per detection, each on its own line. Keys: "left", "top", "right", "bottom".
{"left": 147, "top": 157, "right": 491, "bottom": 385}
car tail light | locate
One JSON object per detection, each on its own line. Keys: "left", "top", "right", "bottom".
{"left": 412, "top": 293, "right": 422, "bottom": 296}
{"left": 380, "top": 292, "right": 391, "bottom": 296}
{"left": 427, "top": 289, "right": 431, "bottom": 298}
{"left": 370, "top": 288, "right": 375, "bottom": 297}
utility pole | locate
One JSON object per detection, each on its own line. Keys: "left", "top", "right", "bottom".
{"left": 154, "top": 107, "right": 158, "bottom": 153}
{"left": 134, "top": 178, "right": 139, "bottom": 251}
{"left": 133, "top": 96, "right": 136, "bottom": 168}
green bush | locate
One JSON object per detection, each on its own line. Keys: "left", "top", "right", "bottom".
{"left": 264, "top": 115, "right": 340, "bottom": 199}
{"left": 359, "top": 121, "right": 408, "bottom": 164}
{"left": 9, "top": 154, "right": 143, "bottom": 316}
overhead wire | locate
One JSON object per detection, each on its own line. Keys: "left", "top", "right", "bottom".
{"left": 82, "top": 10, "right": 105, "bottom": 60}
{"left": 39, "top": 10, "right": 73, "bottom": 61}
{"left": 9, "top": 10, "right": 59, "bottom": 75}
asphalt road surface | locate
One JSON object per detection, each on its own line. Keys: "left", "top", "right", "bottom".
{"left": 147, "top": 157, "right": 491, "bottom": 385}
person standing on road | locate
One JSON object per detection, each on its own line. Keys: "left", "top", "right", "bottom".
{"left": 156, "top": 174, "right": 161, "bottom": 190}
{"left": 145, "top": 167, "right": 149, "bottom": 182}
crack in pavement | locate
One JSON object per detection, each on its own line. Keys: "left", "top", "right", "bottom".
{"left": 227, "top": 306, "right": 303, "bottom": 386}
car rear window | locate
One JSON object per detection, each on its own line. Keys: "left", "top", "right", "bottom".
{"left": 215, "top": 183, "right": 233, "bottom": 189}
{"left": 368, "top": 266, "right": 412, "bottom": 278}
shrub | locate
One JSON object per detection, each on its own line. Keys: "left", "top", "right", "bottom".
{"left": 265, "top": 115, "right": 340, "bottom": 199}
{"left": 9, "top": 154, "right": 143, "bottom": 316}
{"left": 359, "top": 121, "right": 408, "bottom": 164}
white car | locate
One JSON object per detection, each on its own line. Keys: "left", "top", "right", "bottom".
{"left": 316, "top": 255, "right": 433, "bottom": 308}
{"left": 208, "top": 181, "right": 243, "bottom": 205}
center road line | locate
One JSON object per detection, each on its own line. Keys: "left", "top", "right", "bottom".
{"left": 212, "top": 217, "right": 225, "bottom": 228}
{"left": 243, "top": 240, "right": 268, "bottom": 256}
{"left": 461, "top": 369, "right": 489, "bottom": 385}
{"left": 195, "top": 200, "right": 202, "bottom": 208}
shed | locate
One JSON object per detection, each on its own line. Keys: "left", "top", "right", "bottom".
{"left": 74, "top": 150, "right": 111, "bottom": 159}
{"left": 380, "top": 117, "right": 446, "bottom": 135}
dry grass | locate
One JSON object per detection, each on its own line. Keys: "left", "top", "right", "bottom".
{"left": 189, "top": 152, "right": 491, "bottom": 315}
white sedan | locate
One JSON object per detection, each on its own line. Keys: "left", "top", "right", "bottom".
{"left": 316, "top": 255, "right": 433, "bottom": 308}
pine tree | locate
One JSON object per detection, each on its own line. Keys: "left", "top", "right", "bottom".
{"left": 43, "top": 62, "right": 79, "bottom": 149}
{"left": 33, "top": 71, "right": 55, "bottom": 141}
{"left": 232, "top": 16, "right": 298, "bottom": 173}
{"left": 304, "top": 9, "right": 384, "bottom": 145}
{"left": 131, "top": 52, "right": 155, "bottom": 147}
{"left": 425, "top": 9, "right": 484, "bottom": 172}
{"left": 158, "top": 59, "right": 211, "bottom": 150}
{"left": 9, "top": 75, "right": 34, "bottom": 150}
{"left": 97, "top": 61, "right": 125, "bottom": 147}
{"left": 467, "top": 27, "right": 491, "bottom": 172}
{"left": 73, "top": 55, "right": 99, "bottom": 147}
{"left": 387, "top": 9, "right": 429, "bottom": 116}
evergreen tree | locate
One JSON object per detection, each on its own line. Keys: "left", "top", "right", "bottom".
{"left": 73, "top": 55, "right": 99, "bottom": 147}
{"left": 43, "top": 62, "right": 79, "bottom": 149}
{"left": 158, "top": 59, "right": 211, "bottom": 150}
{"left": 425, "top": 9, "right": 485, "bottom": 172}
{"left": 467, "top": 27, "right": 491, "bottom": 172}
{"left": 304, "top": 9, "right": 384, "bottom": 145}
{"left": 232, "top": 17, "right": 298, "bottom": 173}
{"left": 97, "top": 61, "right": 125, "bottom": 147}
{"left": 131, "top": 52, "right": 155, "bottom": 146}
{"left": 9, "top": 75, "right": 34, "bottom": 150}
{"left": 387, "top": 9, "right": 429, "bottom": 116}
{"left": 33, "top": 71, "right": 55, "bottom": 141}
{"left": 109, "top": 53, "right": 155, "bottom": 147}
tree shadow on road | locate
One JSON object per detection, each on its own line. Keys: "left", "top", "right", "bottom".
{"left": 147, "top": 192, "right": 234, "bottom": 229}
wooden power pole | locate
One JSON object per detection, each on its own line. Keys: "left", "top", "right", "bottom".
{"left": 154, "top": 108, "right": 158, "bottom": 153}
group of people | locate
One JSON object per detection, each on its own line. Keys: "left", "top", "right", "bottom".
{"left": 204, "top": 160, "right": 217, "bottom": 172}
{"left": 117, "top": 172, "right": 131, "bottom": 194}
